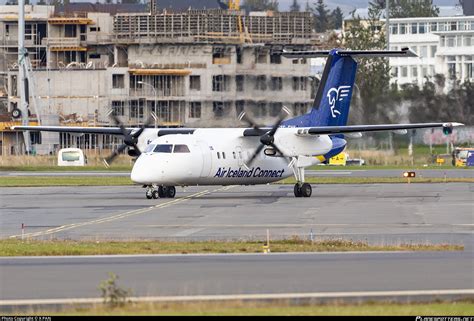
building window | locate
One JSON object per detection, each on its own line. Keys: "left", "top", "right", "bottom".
{"left": 235, "top": 100, "right": 245, "bottom": 115}
{"left": 419, "top": 23, "right": 426, "bottom": 34}
{"left": 411, "top": 23, "right": 417, "bottom": 34}
{"left": 430, "top": 22, "right": 437, "bottom": 32}
{"left": 447, "top": 37, "right": 455, "bottom": 47}
{"left": 90, "top": 27, "right": 101, "bottom": 32}
{"left": 466, "top": 63, "right": 473, "bottom": 79}
{"left": 212, "top": 75, "right": 229, "bottom": 92}
{"left": 430, "top": 45, "right": 437, "bottom": 58}
{"left": 189, "top": 75, "right": 200, "bottom": 91}
{"left": 390, "top": 24, "right": 398, "bottom": 35}
{"left": 270, "top": 54, "right": 281, "bottom": 64}
{"left": 255, "top": 75, "right": 267, "bottom": 90}
{"left": 236, "top": 75, "right": 244, "bottom": 92}
{"left": 212, "top": 48, "right": 231, "bottom": 64}
{"left": 270, "top": 77, "right": 282, "bottom": 91}
{"left": 256, "top": 50, "right": 267, "bottom": 63}
{"left": 236, "top": 47, "right": 242, "bottom": 64}
{"left": 464, "top": 36, "right": 472, "bottom": 47}
{"left": 189, "top": 102, "right": 201, "bottom": 118}
{"left": 399, "top": 23, "right": 406, "bottom": 34}
{"left": 112, "top": 101, "right": 125, "bottom": 116}
{"left": 401, "top": 66, "right": 408, "bottom": 77}
{"left": 420, "top": 46, "right": 427, "bottom": 58}
{"left": 269, "top": 102, "right": 282, "bottom": 116}
{"left": 293, "top": 103, "right": 307, "bottom": 115}
{"left": 213, "top": 101, "right": 230, "bottom": 117}
{"left": 112, "top": 74, "right": 124, "bottom": 89}
{"left": 64, "top": 24, "right": 77, "bottom": 38}
{"left": 450, "top": 21, "right": 457, "bottom": 31}
{"left": 422, "top": 67, "right": 428, "bottom": 77}
{"left": 412, "top": 66, "right": 418, "bottom": 78}
{"left": 130, "top": 100, "right": 144, "bottom": 119}
{"left": 255, "top": 102, "right": 267, "bottom": 117}
{"left": 292, "top": 77, "right": 307, "bottom": 91}
{"left": 391, "top": 67, "right": 398, "bottom": 77}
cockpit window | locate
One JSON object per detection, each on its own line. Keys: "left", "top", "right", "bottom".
{"left": 153, "top": 144, "right": 173, "bottom": 153}
{"left": 144, "top": 144, "right": 156, "bottom": 153}
{"left": 173, "top": 144, "right": 190, "bottom": 153}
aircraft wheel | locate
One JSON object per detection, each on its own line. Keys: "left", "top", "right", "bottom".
{"left": 152, "top": 190, "right": 160, "bottom": 199}
{"left": 294, "top": 184, "right": 302, "bottom": 197}
{"left": 158, "top": 186, "right": 165, "bottom": 198}
{"left": 166, "top": 186, "right": 176, "bottom": 198}
{"left": 145, "top": 189, "right": 153, "bottom": 199}
{"left": 301, "top": 183, "right": 312, "bottom": 198}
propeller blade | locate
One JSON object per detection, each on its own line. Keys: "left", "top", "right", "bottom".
{"left": 131, "top": 142, "right": 142, "bottom": 156}
{"left": 104, "top": 143, "right": 128, "bottom": 167}
{"left": 247, "top": 144, "right": 265, "bottom": 166}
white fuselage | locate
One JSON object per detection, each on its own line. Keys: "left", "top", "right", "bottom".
{"left": 130, "top": 128, "right": 333, "bottom": 186}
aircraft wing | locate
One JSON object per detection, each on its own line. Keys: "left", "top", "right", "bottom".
{"left": 11, "top": 125, "right": 195, "bottom": 136}
{"left": 243, "top": 122, "right": 463, "bottom": 136}
{"left": 305, "top": 122, "right": 463, "bottom": 135}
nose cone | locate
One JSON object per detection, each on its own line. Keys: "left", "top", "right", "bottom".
{"left": 131, "top": 156, "right": 151, "bottom": 184}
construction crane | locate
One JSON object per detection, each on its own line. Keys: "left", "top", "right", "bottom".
{"left": 228, "top": 0, "right": 240, "bottom": 10}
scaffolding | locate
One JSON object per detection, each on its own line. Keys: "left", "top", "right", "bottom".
{"left": 113, "top": 10, "right": 313, "bottom": 44}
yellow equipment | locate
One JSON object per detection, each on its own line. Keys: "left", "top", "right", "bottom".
{"left": 328, "top": 152, "right": 348, "bottom": 166}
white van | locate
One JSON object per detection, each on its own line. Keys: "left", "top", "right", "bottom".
{"left": 57, "top": 148, "right": 86, "bottom": 166}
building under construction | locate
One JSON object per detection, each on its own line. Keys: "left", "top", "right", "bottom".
{"left": 0, "top": 2, "right": 318, "bottom": 155}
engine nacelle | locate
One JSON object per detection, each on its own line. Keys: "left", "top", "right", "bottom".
{"left": 128, "top": 149, "right": 140, "bottom": 157}
{"left": 273, "top": 128, "right": 333, "bottom": 157}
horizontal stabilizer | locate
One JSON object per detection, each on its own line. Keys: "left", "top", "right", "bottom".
{"left": 281, "top": 48, "right": 417, "bottom": 59}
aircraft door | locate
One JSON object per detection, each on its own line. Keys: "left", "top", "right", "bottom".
{"left": 236, "top": 146, "right": 244, "bottom": 167}
{"left": 198, "top": 141, "right": 212, "bottom": 177}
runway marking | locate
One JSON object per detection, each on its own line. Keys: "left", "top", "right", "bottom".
{"left": 1, "top": 289, "right": 473, "bottom": 307}
{"left": 8, "top": 186, "right": 235, "bottom": 239}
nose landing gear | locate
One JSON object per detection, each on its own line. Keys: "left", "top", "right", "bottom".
{"left": 145, "top": 185, "right": 176, "bottom": 199}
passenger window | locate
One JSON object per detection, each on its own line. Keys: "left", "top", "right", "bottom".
{"left": 233, "top": 151, "right": 236, "bottom": 159}
{"left": 174, "top": 144, "right": 190, "bottom": 153}
{"left": 144, "top": 144, "right": 156, "bottom": 153}
{"left": 222, "top": 152, "right": 226, "bottom": 159}
{"left": 217, "top": 152, "right": 221, "bottom": 159}
{"left": 153, "top": 144, "right": 173, "bottom": 153}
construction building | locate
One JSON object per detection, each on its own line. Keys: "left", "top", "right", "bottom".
{"left": 0, "top": 2, "right": 317, "bottom": 155}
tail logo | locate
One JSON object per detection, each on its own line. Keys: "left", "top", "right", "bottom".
{"left": 327, "top": 85, "right": 351, "bottom": 118}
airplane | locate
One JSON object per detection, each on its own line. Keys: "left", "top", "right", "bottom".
{"left": 13, "top": 48, "right": 463, "bottom": 199}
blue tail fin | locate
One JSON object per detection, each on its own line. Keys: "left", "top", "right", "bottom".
{"left": 282, "top": 49, "right": 357, "bottom": 128}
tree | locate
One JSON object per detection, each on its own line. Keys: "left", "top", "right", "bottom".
{"left": 245, "top": 0, "right": 279, "bottom": 11}
{"left": 372, "top": 0, "right": 439, "bottom": 18}
{"left": 331, "top": 6, "right": 343, "bottom": 29}
{"left": 313, "top": 0, "right": 330, "bottom": 32}
{"left": 290, "top": 0, "right": 300, "bottom": 12}
{"left": 344, "top": 2, "right": 394, "bottom": 124}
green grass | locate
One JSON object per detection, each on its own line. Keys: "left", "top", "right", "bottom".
{"left": 0, "top": 176, "right": 134, "bottom": 187}
{"left": 25, "top": 300, "right": 474, "bottom": 316}
{"left": 0, "top": 165, "right": 132, "bottom": 171}
{"left": 308, "top": 165, "right": 470, "bottom": 170}
{"left": 1, "top": 175, "right": 473, "bottom": 187}
{"left": 0, "top": 239, "right": 463, "bottom": 256}
{"left": 277, "top": 177, "right": 474, "bottom": 184}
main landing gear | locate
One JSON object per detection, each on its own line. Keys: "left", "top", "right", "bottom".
{"left": 145, "top": 185, "right": 176, "bottom": 199}
{"left": 290, "top": 157, "right": 312, "bottom": 198}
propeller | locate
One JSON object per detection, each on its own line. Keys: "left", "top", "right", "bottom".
{"left": 239, "top": 106, "right": 290, "bottom": 166}
{"left": 103, "top": 112, "right": 153, "bottom": 167}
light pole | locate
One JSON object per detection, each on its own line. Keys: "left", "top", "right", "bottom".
{"left": 137, "top": 81, "right": 157, "bottom": 128}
